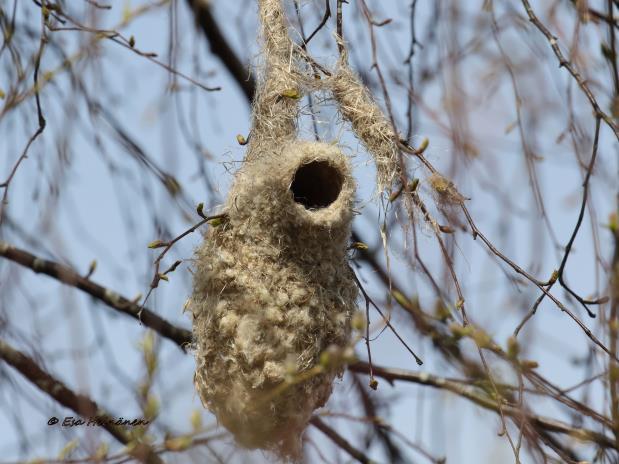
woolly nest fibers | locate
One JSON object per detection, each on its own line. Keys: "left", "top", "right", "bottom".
{"left": 191, "top": 142, "right": 357, "bottom": 457}
{"left": 188, "top": 0, "right": 402, "bottom": 459}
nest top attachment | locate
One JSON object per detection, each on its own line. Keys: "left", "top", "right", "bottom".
{"left": 246, "top": 0, "right": 402, "bottom": 195}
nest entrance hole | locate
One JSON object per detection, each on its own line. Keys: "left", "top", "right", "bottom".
{"left": 290, "top": 161, "right": 343, "bottom": 209}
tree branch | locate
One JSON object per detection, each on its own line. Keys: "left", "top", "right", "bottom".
{"left": 0, "top": 338, "right": 162, "bottom": 463}
{"left": 0, "top": 241, "right": 192, "bottom": 350}
{"left": 349, "top": 362, "right": 615, "bottom": 451}
{"left": 184, "top": 0, "right": 256, "bottom": 101}
{"left": 520, "top": 0, "right": 619, "bottom": 141}
{"left": 310, "top": 416, "right": 372, "bottom": 464}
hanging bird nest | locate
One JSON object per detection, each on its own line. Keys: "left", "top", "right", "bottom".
{"left": 191, "top": 141, "right": 357, "bottom": 457}
{"left": 189, "top": 0, "right": 403, "bottom": 459}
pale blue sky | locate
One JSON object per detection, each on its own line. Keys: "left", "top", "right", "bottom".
{"left": 0, "top": 1, "right": 616, "bottom": 463}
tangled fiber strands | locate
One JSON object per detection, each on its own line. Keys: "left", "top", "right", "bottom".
{"left": 246, "top": 0, "right": 302, "bottom": 157}
{"left": 190, "top": 0, "right": 360, "bottom": 459}
{"left": 191, "top": 142, "right": 357, "bottom": 458}
{"left": 330, "top": 58, "right": 401, "bottom": 193}
{"left": 428, "top": 172, "right": 467, "bottom": 205}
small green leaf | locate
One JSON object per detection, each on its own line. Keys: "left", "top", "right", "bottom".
{"left": 147, "top": 240, "right": 167, "bottom": 249}
{"left": 163, "top": 260, "right": 182, "bottom": 275}
{"left": 122, "top": 2, "right": 132, "bottom": 23}
{"left": 164, "top": 436, "right": 192, "bottom": 451}
{"left": 507, "top": 336, "right": 519, "bottom": 359}
{"left": 196, "top": 202, "right": 205, "bottom": 218}
{"left": 190, "top": 410, "right": 202, "bottom": 432}
{"left": 163, "top": 175, "right": 181, "bottom": 196}
{"left": 351, "top": 312, "right": 366, "bottom": 331}
{"left": 434, "top": 300, "right": 451, "bottom": 322}
{"left": 207, "top": 217, "right": 224, "bottom": 227}
{"left": 601, "top": 43, "right": 616, "bottom": 62}
{"left": 609, "top": 212, "right": 618, "bottom": 234}
{"left": 57, "top": 439, "right": 79, "bottom": 459}
{"left": 86, "top": 259, "right": 97, "bottom": 277}
{"left": 392, "top": 289, "right": 414, "bottom": 311}
{"left": 94, "top": 442, "right": 109, "bottom": 459}
{"left": 548, "top": 270, "right": 559, "bottom": 284}
{"left": 439, "top": 225, "right": 455, "bottom": 234}
{"left": 281, "top": 88, "right": 301, "bottom": 99}
{"left": 388, "top": 184, "right": 404, "bottom": 202}
{"left": 521, "top": 359, "right": 539, "bottom": 370}
{"left": 415, "top": 137, "right": 429, "bottom": 154}
{"left": 144, "top": 395, "right": 159, "bottom": 420}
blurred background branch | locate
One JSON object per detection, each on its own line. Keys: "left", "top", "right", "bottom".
{"left": 1, "top": 0, "right": 618, "bottom": 462}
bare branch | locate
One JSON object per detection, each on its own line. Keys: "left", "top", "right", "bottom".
{"left": 0, "top": 338, "right": 163, "bottom": 463}
{"left": 0, "top": 241, "right": 192, "bottom": 350}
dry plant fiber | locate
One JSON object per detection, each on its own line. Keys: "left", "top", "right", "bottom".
{"left": 190, "top": 0, "right": 358, "bottom": 459}
{"left": 330, "top": 52, "right": 401, "bottom": 193}
{"left": 245, "top": 0, "right": 300, "bottom": 158}
{"left": 190, "top": 142, "right": 357, "bottom": 458}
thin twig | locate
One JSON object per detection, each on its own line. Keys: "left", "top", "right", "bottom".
{"left": 0, "top": 241, "right": 192, "bottom": 349}
{"left": 556, "top": 117, "right": 603, "bottom": 318}
{"left": 0, "top": 3, "right": 47, "bottom": 226}
{"left": 350, "top": 265, "right": 423, "bottom": 366}
{"left": 310, "top": 416, "right": 372, "bottom": 464}
{"left": 0, "top": 338, "right": 163, "bottom": 463}
{"left": 519, "top": 0, "right": 619, "bottom": 141}
{"left": 349, "top": 362, "right": 616, "bottom": 451}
